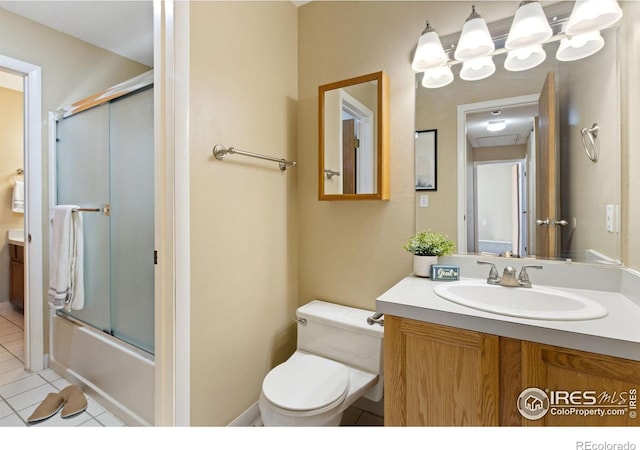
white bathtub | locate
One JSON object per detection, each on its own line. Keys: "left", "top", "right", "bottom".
{"left": 48, "top": 312, "right": 155, "bottom": 426}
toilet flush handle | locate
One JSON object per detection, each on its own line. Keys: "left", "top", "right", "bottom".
{"left": 293, "top": 318, "right": 307, "bottom": 326}
{"left": 367, "top": 313, "right": 384, "bottom": 326}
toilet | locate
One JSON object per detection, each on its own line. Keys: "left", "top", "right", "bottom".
{"left": 259, "top": 300, "right": 384, "bottom": 426}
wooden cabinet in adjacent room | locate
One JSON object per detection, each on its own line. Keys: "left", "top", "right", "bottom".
{"left": 9, "top": 244, "right": 24, "bottom": 309}
{"left": 384, "top": 316, "right": 640, "bottom": 426}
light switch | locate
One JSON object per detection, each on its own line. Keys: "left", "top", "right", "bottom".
{"left": 420, "top": 195, "right": 429, "bottom": 208}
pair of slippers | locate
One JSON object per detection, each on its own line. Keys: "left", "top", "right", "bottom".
{"left": 27, "top": 384, "right": 88, "bottom": 424}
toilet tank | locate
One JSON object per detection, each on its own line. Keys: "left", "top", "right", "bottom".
{"left": 296, "top": 300, "right": 384, "bottom": 377}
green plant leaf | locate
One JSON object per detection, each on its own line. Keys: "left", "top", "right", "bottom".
{"left": 403, "top": 230, "right": 456, "bottom": 256}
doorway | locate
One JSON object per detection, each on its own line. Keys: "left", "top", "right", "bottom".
{"left": 0, "top": 55, "right": 44, "bottom": 373}
{"left": 457, "top": 93, "right": 539, "bottom": 259}
{"left": 474, "top": 160, "right": 527, "bottom": 257}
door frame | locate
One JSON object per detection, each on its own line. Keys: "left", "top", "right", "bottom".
{"left": 457, "top": 94, "right": 539, "bottom": 256}
{"left": 153, "top": 0, "right": 190, "bottom": 426}
{"left": 0, "top": 55, "right": 44, "bottom": 372}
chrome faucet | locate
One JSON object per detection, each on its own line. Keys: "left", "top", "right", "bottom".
{"left": 477, "top": 261, "right": 543, "bottom": 288}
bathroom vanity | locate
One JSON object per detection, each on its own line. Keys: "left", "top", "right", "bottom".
{"left": 8, "top": 230, "right": 25, "bottom": 309}
{"left": 377, "top": 256, "right": 640, "bottom": 427}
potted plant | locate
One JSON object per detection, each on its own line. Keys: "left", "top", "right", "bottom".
{"left": 404, "top": 230, "right": 456, "bottom": 277}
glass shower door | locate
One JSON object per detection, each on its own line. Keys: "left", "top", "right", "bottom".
{"left": 55, "top": 104, "right": 112, "bottom": 333}
{"left": 54, "top": 86, "right": 155, "bottom": 354}
{"left": 109, "top": 88, "right": 155, "bottom": 353}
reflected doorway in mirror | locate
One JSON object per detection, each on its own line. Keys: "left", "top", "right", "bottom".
{"left": 415, "top": 129, "right": 437, "bottom": 191}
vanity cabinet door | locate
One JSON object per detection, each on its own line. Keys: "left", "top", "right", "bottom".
{"left": 384, "top": 316, "right": 500, "bottom": 426}
{"left": 521, "top": 342, "right": 640, "bottom": 426}
{"left": 9, "top": 244, "right": 24, "bottom": 309}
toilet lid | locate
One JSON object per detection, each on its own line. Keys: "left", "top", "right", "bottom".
{"left": 262, "top": 353, "right": 349, "bottom": 411}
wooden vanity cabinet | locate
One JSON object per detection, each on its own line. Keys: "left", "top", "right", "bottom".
{"left": 521, "top": 342, "right": 640, "bottom": 426}
{"left": 384, "top": 316, "right": 500, "bottom": 426}
{"left": 384, "top": 316, "right": 640, "bottom": 426}
{"left": 9, "top": 244, "right": 24, "bottom": 309}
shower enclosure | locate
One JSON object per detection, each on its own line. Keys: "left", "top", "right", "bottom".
{"left": 49, "top": 71, "right": 155, "bottom": 425}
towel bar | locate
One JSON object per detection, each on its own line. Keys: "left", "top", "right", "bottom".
{"left": 73, "top": 204, "right": 111, "bottom": 216}
{"left": 212, "top": 144, "right": 296, "bottom": 171}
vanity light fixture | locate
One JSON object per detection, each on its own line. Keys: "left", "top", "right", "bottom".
{"left": 504, "top": 44, "right": 547, "bottom": 71}
{"left": 487, "top": 120, "right": 507, "bottom": 132}
{"left": 460, "top": 56, "right": 495, "bottom": 81}
{"left": 505, "top": 1, "right": 553, "bottom": 50}
{"left": 564, "top": 0, "right": 623, "bottom": 36}
{"left": 454, "top": 5, "right": 495, "bottom": 62}
{"left": 556, "top": 31, "right": 605, "bottom": 62}
{"left": 421, "top": 66, "right": 454, "bottom": 89}
{"left": 411, "top": 1, "right": 622, "bottom": 89}
{"left": 411, "top": 21, "right": 448, "bottom": 72}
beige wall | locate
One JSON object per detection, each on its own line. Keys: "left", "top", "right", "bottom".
{"left": 0, "top": 7, "right": 150, "bottom": 350}
{"left": 0, "top": 86, "right": 24, "bottom": 301}
{"left": 622, "top": 1, "right": 640, "bottom": 270}
{"left": 559, "top": 27, "right": 620, "bottom": 262}
{"left": 300, "top": 2, "right": 413, "bottom": 312}
{"left": 473, "top": 144, "right": 526, "bottom": 162}
{"left": 188, "top": 1, "right": 298, "bottom": 426}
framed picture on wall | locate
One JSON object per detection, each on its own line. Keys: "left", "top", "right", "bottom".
{"left": 415, "top": 129, "right": 437, "bottom": 191}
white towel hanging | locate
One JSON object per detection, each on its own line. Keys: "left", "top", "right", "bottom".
{"left": 12, "top": 179, "right": 24, "bottom": 214}
{"left": 48, "top": 205, "right": 85, "bottom": 311}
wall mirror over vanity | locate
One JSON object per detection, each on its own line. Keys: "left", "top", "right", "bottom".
{"left": 318, "top": 71, "right": 390, "bottom": 201}
{"left": 414, "top": 1, "right": 623, "bottom": 265}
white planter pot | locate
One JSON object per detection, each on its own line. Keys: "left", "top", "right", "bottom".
{"left": 413, "top": 255, "right": 438, "bottom": 278}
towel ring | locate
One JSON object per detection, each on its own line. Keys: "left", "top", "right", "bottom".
{"left": 581, "top": 123, "right": 599, "bottom": 162}
{"left": 12, "top": 168, "right": 24, "bottom": 184}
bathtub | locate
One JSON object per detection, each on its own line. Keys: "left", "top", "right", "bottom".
{"left": 48, "top": 312, "right": 154, "bottom": 426}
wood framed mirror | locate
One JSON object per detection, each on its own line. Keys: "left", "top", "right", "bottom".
{"left": 318, "top": 71, "right": 389, "bottom": 201}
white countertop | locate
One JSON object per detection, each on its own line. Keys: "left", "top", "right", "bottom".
{"left": 376, "top": 274, "right": 640, "bottom": 361}
{"left": 7, "top": 229, "right": 24, "bottom": 247}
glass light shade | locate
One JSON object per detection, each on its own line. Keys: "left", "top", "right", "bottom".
{"left": 505, "top": 2, "right": 553, "bottom": 49}
{"left": 504, "top": 45, "right": 547, "bottom": 71}
{"left": 460, "top": 57, "right": 496, "bottom": 81}
{"left": 454, "top": 17, "right": 495, "bottom": 61}
{"left": 421, "top": 66, "right": 454, "bottom": 89}
{"left": 565, "top": 0, "right": 623, "bottom": 36}
{"left": 412, "top": 31, "right": 448, "bottom": 72}
{"left": 556, "top": 31, "right": 605, "bottom": 61}
{"left": 487, "top": 120, "right": 506, "bottom": 132}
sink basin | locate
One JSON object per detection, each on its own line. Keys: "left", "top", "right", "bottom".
{"left": 434, "top": 280, "right": 608, "bottom": 321}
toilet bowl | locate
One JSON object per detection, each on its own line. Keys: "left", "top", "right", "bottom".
{"left": 258, "top": 300, "right": 384, "bottom": 426}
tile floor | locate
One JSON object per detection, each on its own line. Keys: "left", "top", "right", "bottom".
{"left": 340, "top": 404, "right": 384, "bottom": 426}
{"left": 0, "top": 301, "right": 124, "bottom": 427}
